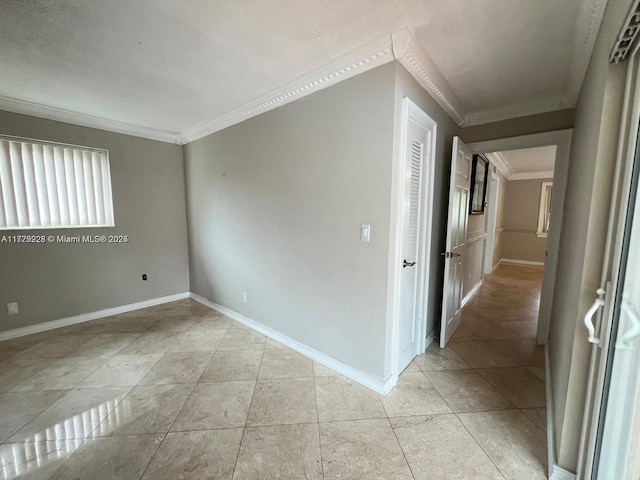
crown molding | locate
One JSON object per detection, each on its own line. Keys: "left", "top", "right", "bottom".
{"left": 511, "top": 171, "right": 555, "bottom": 181}
{"left": 485, "top": 152, "right": 513, "bottom": 179}
{"left": 392, "top": 29, "right": 467, "bottom": 126}
{"left": 485, "top": 152, "right": 553, "bottom": 181}
{"left": 464, "top": 94, "right": 572, "bottom": 127}
{"left": 0, "top": 95, "right": 183, "bottom": 145}
{"left": 566, "top": 0, "right": 607, "bottom": 100}
{"left": 610, "top": 0, "right": 640, "bottom": 63}
{"left": 180, "top": 36, "right": 395, "bottom": 143}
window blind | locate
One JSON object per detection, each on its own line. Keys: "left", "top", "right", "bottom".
{"left": 0, "top": 136, "right": 114, "bottom": 229}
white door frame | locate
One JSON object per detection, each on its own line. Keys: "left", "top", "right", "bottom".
{"left": 386, "top": 97, "right": 437, "bottom": 388}
{"left": 484, "top": 172, "right": 500, "bottom": 274}
{"left": 468, "top": 129, "right": 573, "bottom": 345}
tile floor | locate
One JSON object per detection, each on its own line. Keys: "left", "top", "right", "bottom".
{"left": 0, "top": 264, "right": 546, "bottom": 479}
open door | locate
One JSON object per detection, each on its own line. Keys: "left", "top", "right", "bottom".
{"left": 440, "top": 136, "right": 472, "bottom": 347}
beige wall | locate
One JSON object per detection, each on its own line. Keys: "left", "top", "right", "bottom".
{"left": 498, "top": 178, "right": 551, "bottom": 263}
{"left": 549, "top": 0, "right": 631, "bottom": 471}
{"left": 460, "top": 109, "right": 575, "bottom": 144}
{"left": 0, "top": 110, "right": 190, "bottom": 332}
{"left": 463, "top": 212, "right": 486, "bottom": 298}
{"left": 185, "top": 64, "right": 397, "bottom": 379}
{"left": 493, "top": 171, "right": 508, "bottom": 267}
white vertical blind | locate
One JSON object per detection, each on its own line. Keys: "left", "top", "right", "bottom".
{"left": 0, "top": 136, "right": 114, "bottom": 229}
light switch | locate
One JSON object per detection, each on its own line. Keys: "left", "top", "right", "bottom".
{"left": 361, "top": 224, "right": 371, "bottom": 242}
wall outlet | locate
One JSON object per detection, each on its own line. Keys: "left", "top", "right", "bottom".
{"left": 142, "top": 274, "right": 148, "bottom": 281}
{"left": 242, "top": 291, "right": 248, "bottom": 304}
{"left": 7, "top": 302, "right": 18, "bottom": 315}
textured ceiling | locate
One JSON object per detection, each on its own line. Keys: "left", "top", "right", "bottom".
{"left": 498, "top": 146, "right": 557, "bottom": 174}
{"left": 0, "top": 0, "right": 594, "bottom": 140}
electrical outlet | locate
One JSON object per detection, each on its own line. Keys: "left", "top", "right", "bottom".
{"left": 142, "top": 274, "right": 148, "bottom": 281}
{"left": 7, "top": 302, "right": 18, "bottom": 315}
{"left": 242, "top": 291, "right": 248, "bottom": 304}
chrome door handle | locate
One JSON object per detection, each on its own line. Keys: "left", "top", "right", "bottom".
{"left": 618, "top": 299, "right": 640, "bottom": 350}
{"left": 403, "top": 259, "right": 416, "bottom": 268}
{"left": 440, "top": 252, "right": 461, "bottom": 258}
{"left": 450, "top": 253, "right": 461, "bottom": 257}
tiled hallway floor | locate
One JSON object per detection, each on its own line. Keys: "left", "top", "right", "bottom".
{"left": 0, "top": 264, "right": 546, "bottom": 479}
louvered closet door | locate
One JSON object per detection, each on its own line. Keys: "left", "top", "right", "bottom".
{"left": 397, "top": 116, "right": 430, "bottom": 372}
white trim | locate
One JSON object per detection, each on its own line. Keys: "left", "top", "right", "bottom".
{"left": 511, "top": 171, "right": 555, "bottom": 181}
{"left": 537, "top": 181, "right": 554, "bottom": 237}
{"left": 181, "top": 35, "right": 395, "bottom": 143}
{"left": 189, "top": 292, "right": 395, "bottom": 395}
{"left": 0, "top": 95, "right": 183, "bottom": 145}
{"left": 485, "top": 152, "right": 554, "bottom": 181}
{"left": 464, "top": 95, "right": 572, "bottom": 127}
{"left": 546, "top": 347, "right": 577, "bottom": 479}
{"left": 0, "top": 292, "right": 190, "bottom": 341}
{"left": 499, "top": 258, "right": 545, "bottom": 267}
{"left": 466, "top": 231, "right": 487, "bottom": 244}
{"left": 462, "top": 280, "right": 483, "bottom": 308}
{"left": 392, "top": 30, "right": 467, "bottom": 126}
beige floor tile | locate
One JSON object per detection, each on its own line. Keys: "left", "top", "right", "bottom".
{"left": 172, "top": 381, "right": 255, "bottom": 430}
{"left": 265, "top": 337, "right": 287, "bottom": 349}
{"left": 218, "top": 329, "right": 267, "bottom": 351}
{"left": 258, "top": 348, "right": 313, "bottom": 379}
{"left": 48, "top": 434, "right": 163, "bottom": 480}
{"left": 477, "top": 367, "right": 546, "bottom": 408}
{"left": 80, "top": 316, "right": 159, "bottom": 334}
{"left": 0, "top": 439, "right": 84, "bottom": 480}
{"left": 78, "top": 354, "right": 162, "bottom": 388}
{"left": 458, "top": 410, "right": 547, "bottom": 480}
{"left": 139, "top": 352, "right": 211, "bottom": 385}
{"left": 424, "top": 370, "right": 513, "bottom": 413}
{"left": 0, "top": 390, "right": 67, "bottom": 442}
{"left": 391, "top": 414, "right": 504, "bottom": 480}
{"left": 148, "top": 315, "right": 199, "bottom": 332}
{"left": 163, "top": 304, "right": 211, "bottom": 316}
{"left": 379, "top": 372, "right": 451, "bottom": 417}
{"left": 319, "top": 419, "right": 414, "bottom": 480}
{"left": 414, "top": 343, "right": 470, "bottom": 371}
{"left": 9, "top": 387, "right": 131, "bottom": 442}
{"left": 521, "top": 407, "right": 547, "bottom": 432}
{"left": 66, "top": 333, "right": 140, "bottom": 357}
{"left": 116, "top": 332, "right": 177, "bottom": 355}
{"left": 11, "top": 356, "right": 109, "bottom": 391}
{"left": 234, "top": 424, "right": 323, "bottom": 479}
{"left": 0, "top": 357, "right": 54, "bottom": 392}
{"left": 16, "top": 334, "right": 96, "bottom": 358}
{"left": 189, "top": 314, "right": 234, "bottom": 331}
{"left": 167, "top": 329, "right": 226, "bottom": 353}
{"left": 143, "top": 429, "right": 243, "bottom": 480}
{"left": 401, "top": 360, "right": 421, "bottom": 373}
{"left": 313, "top": 361, "right": 340, "bottom": 377}
{"left": 450, "top": 325, "right": 482, "bottom": 342}
{"left": 449, "top": 341, "right": 519, "bottom": 368}
{"left": 247, "top": 378, "right": 317, "bottom": 426}
{"left": 94, "top": 384, "right": 194, "bottom": 436}
{"left": 488, "top": 339, "right": 545, "bottom": 367}
{"left": 527, "top": 366, "right": 546, "bottom": 381}
{"left": 200, "top": 350, "right": 263, "bottom": 382}
{"left": 465, "top": 320, "right": 538, "bottom": 341}
{"left": 315, "top": 375, "right": 386, "bottom": 422}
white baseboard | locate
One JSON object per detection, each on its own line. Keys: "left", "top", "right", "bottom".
{"left": 500, "top": 258, "right": 545, "bottom": 267}
{"left": 189, "top": 292, "right": 394, "bottom": 395}
{"left": 0, "top": 292, "right": 190, "bottom": 341}
{"left": 461, "top": 280, "right": 483, "bottom": 307}
{"left": 550, "top": 465, "right": 577, "bottom": 480}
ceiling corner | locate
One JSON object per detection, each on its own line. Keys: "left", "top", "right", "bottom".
{"left": 564, "top": 0, "right": 608, "bottom": 103}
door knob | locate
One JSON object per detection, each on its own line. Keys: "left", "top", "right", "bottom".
{"left": 403, "top": 259, "right": 416, "bottom": 268}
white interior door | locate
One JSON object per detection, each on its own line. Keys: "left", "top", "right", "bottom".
{"left": 440, "top": 136, "right": 472, "bottom": 348}
{"left": 396, "top": 98, "right": 435, "bottom": 373}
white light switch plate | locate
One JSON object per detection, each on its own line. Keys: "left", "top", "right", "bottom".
{"left": 7, "top": 302, "right": 18, "bottom": 315}
{"left": 361, "top": 224, "right": 371, "bottom": 242}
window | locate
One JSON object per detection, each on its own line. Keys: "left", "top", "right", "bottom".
{"left": 0, "top": 135, "right": 114, "bottom": 230}
{"left": 537, "top": 181, "right": 553, "bottom": 238}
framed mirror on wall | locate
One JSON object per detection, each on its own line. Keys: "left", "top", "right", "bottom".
{"left": 469, "top": 154, "right": 489, "bottom": 215}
